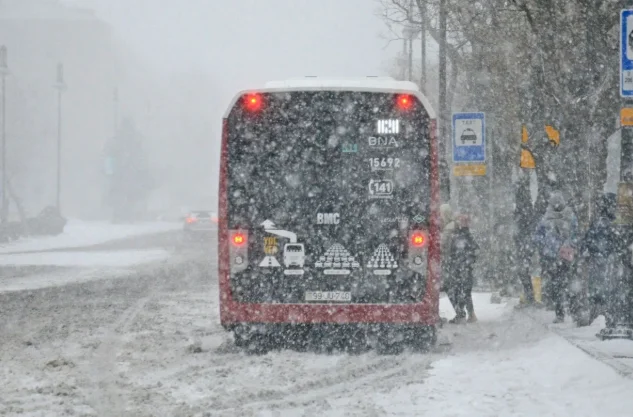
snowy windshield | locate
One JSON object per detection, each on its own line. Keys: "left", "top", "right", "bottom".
{"left": 227, "top": 91, "right": 431, "bottom": 228}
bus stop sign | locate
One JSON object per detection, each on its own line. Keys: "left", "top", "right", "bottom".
{"left": 621, "top": 10, "right": 633, "bottom": 97}
{"left": 452, "top": 112, "right": 485, "bottom": 163}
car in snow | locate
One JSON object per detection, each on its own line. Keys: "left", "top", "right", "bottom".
{"left": 183, "top": 210, "right": 217, "bottom": 241}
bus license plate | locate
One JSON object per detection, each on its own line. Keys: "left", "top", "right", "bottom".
{"left": 305, "top": 291, "right": 351, "bottom": 302}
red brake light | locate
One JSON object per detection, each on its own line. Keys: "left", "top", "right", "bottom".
{"left": 244, "top": 93, "right": 263, "bottom": 111}
{"left": 411, "top": 233, "right": 426, "bottom": 247}
{"left": 396, "top": 94, "right": 413, "bottom": 111}
{"left": 186, "top": 216, "right": 197, "bottom": 224}
{"left": 232, "top": 233, "right": 246, "bottom": 246}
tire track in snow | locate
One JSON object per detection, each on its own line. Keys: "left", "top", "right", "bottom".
{"left": 87, "top": 296, "right": 151, "bottom": 417}
{"left": 209, "top": 353, "right": 439, "bottom": 414}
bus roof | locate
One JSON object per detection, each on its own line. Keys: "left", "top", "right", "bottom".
{"left": 224, "top": 77, "right": 436, "bottom": 119}
{"left": 264, "top": 77, "right": 419, "bottom": 91}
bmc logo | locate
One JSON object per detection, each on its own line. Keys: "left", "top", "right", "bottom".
{"left": 368, "top": 136, "right": 398, "bottom": 148}
{"left": 317, "top": 213, "right": 340, "bottom": 225}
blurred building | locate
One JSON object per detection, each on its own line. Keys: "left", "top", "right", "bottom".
{"left": 0, "top": 0, "right": 121, "bottom": 219}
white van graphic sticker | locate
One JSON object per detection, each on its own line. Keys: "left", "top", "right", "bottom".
{"left": 367, "top": 244, "right": 398, "bottom": 275}
{"left": 314, "top": 243, "right": 360, "bottom": 275}
{"left": 258, "top": 220, "right": 305, "bottom": 275}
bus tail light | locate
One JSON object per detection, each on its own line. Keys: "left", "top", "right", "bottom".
{"left": 243, "top": 93, "right": 263, "bottom": 112}
{"left": 411, "top": 232, "right": 427, "bottom": 247}
{"left": 229, "top": 230, "right": 249, "bottom": 273}
{"left": 232, "top": 233, "right": 246, "bottom": 246}
{"left": 408, "top": 230, "right": 428, "bottom": 273}
{"left": 396, "top": 94, "right": 413, "bottom": 111}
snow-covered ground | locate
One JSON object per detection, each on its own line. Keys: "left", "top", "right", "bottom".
{"left": 0, "top": 249, "right": 170, "bottom": 267}
{"left": 2, "top": 252, "right": 633, "bottom": 417}
{"left": 0, "top": 220, "right": 181, "bottom": 254}
{"left": 0, "top": 249, "right": 172, "bottom": 293}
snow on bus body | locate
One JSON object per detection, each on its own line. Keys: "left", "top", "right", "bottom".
{"left": 218, "top": 76, "right": 440, "bottom": 348}
{"left": 224, "top": 76, "right": 436, "bottom": 119}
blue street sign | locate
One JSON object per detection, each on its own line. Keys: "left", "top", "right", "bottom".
{"left": 621, "top": 10, "right": 633, "bottom": 97}
{"left": 452, "top": 112, "right": 485, "bottom": 163}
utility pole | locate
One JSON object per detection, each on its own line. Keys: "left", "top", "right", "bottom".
{"left": 0, "top": 46, "right": 8, "bottom": 223}
{"left": 438, "top": 0, "right": 450, "bottom": 202}
{"left": 401, "top": 35, "right": 407, "bottom": 81}
{"left": 419, "top": 1, "right": 426, "bottom": 90}
{"left": 403, "top": 26, "right": 416, "bottom": 82}
{"left": 407, "top": 32, "right": 414, "bottom": 81}
{"left": 113, "top": 87, "right": 119, "bottom": 135}
{"left": 54, "top": 63, "right": 66, "bottom": 213}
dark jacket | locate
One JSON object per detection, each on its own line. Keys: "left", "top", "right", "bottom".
{"left": 449, "top": 226, "right": 479, "bottom": 276}
{"left": 582, "top": 193, "right": 617, "bottom": 298}
{"left": 583, "top": 217, "right": 616, "bottom": 257}
{"left": 582, "top": 193, "right": 616, "bottom": 257}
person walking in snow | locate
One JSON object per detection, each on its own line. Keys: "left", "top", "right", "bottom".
{"left": 579, "top": 192, "right": 617, "bottom": 326}
{"left": 533, "top": 191, "right": 579, "bottom": 323}
{"left": 440, "top": 203, "right": 462, "bottom": 320}
{"left": 449, "top": 214, "right": 480, "bottom": 323}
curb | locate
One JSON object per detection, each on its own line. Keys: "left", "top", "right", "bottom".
{"left": 521, "top": 310, "right": 633, "bottom": 380}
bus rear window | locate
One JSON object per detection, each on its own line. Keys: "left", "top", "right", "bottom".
{"left": 226, "top": 91, "right": 431, "bottom": 229}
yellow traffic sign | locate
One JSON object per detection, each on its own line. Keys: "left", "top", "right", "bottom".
{"left": 621, "top": 108, "right": 633, "bottom": 126}
{"left": 545, "top": 125, "right": 560, "bottom": 147}
{"left": 520, "top": 148, "right": 535, "bottom": 169}
{"left": 453, "top": 164, "right": 487, "bottom": 177}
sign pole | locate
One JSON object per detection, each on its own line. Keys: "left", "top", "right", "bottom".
{"left": 599, "top": 10, "right": 633, "bottom": 340}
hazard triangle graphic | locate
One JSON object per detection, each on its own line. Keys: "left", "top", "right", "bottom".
{"left": 367, "top": 244, "right": 397, "bottom": 275}
{"left": 259, "top": 256, "right": 281, "bottom": 267}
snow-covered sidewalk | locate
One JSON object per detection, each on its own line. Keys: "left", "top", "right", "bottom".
{"left": 521, "top": 305, "right": 633, "bottom": 379}
{"left": 0, "top": 220, "right": 181, "bottom": 254}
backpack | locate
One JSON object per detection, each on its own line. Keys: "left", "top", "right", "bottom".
{"left": 540, "top": 222, "right": 565, "bottom": 260}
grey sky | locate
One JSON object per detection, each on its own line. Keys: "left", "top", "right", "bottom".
{"left": 73, "top": 0, "right": 401, "bottom": 94}
{"left": 55, "top": 0, "right": 414, "bottom": 212}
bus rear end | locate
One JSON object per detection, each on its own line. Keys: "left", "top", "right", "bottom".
{"left": 219, "top": 86, "right": 439, "bottom": 352}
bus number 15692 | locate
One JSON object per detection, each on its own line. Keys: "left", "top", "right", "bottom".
{"left": 369, "top": 157, "right": 400, "bottom": 170}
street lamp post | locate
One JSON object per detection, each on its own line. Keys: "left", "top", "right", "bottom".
{"left": 54, "top": 63, "right": 66, "bottom": 213}
{"left": 113, "top": 87, "right": 119, "bottom": 135}
{"left": 438, "top": 0, "right": 450, "bottom": 203}
{"left": 0, "top": 46, "right": 8, "bottom": 224}
{"left": 402, "top": 27, "right": 417, "bottom": 82}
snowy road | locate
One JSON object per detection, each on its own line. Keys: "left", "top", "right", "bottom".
{"left": 2, "top": 235, "right": 633, "bottom": 416}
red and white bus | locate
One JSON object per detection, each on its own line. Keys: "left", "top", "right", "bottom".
{"left": 218, "top": 77, "right": 440, "bottom": 353}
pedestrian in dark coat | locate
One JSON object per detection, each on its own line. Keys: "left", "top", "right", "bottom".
{"left": 440, "top": 204, "right": 462, "bottom": 320}
{"left": 533, "top": 191, "right": 579, "bottom": 323}
{"left": 449, "top": 214, "right": 480, "bottom": 323}
{"left": 580, "top": 192, "right": 617, "bottom": 325}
